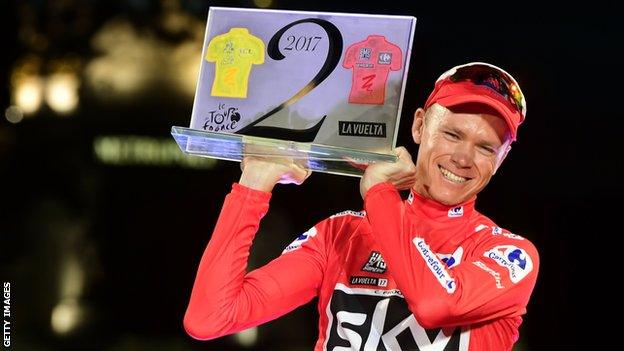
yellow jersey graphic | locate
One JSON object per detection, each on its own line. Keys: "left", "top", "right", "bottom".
{"left": 206, "top": 28, "right": 265, "bottom": 98}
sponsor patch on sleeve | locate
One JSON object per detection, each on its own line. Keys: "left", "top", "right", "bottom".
{"left": 413, "top": 237, "right": 456, "bottom": 293}
{"left": 282, "top": 227, "right": 317, "bottom": 254}
{"left": 472, "top": 261, "right": 505, "bottom": 289}
{"left": 483, "top": 245, "right": 533, "bottom": 283}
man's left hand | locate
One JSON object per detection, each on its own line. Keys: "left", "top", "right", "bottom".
{"left": 359, "top": 146, "right": 417, "bottom": 199}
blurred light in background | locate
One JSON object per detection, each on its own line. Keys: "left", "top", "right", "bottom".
{"left": 170, "top": 40, "right": 202, "bottom": 98}
{"left": 11, "top": 56, "right": 44, "bottom": 115}
{"left": 85, "top": 19, "right": 156, "bottom": 97}
{"left": 45, "top": 72, "right": 80, "bottom": 115}
{"left": 13, "top": 75, "right": 44, "bottom": 115}
{"left": 93, "top": 136, "right": 217, "bottom": 169}
{"left": 51, "top": 255, "right": 86, "bottom": 335}
{"left": 234, "top": 327, "right": 258, "bottom": 347}
{"left": 5, "top": 106, "right": 24, "bottom": 124}
{"left": 253, "top": 0, "right": 274, "bottom": 8}
{"left": 85, "top": 16, "right": 204, "bottom": 100}
{"left": 59, "top": 255, "right": 85, "bottom": 298}
{"left": 51, "top": 298, "right": 84, "bottom": 335}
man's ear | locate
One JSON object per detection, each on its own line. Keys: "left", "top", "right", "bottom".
{"left": 412, "top": 108, "right": 426, "bottom": 144}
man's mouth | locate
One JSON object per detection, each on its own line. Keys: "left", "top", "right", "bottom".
{"left": 439, "top": 165, "right": 469, "bottom": 184}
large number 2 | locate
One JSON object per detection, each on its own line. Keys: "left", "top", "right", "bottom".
{"left": 236, "top": 18, "right": 343, "bottom": 142}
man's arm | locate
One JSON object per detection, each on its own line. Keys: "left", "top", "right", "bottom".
{"left": 183, "top": 157, "right": 319, "bottom": 339}
{"left": 364, "top": 182, "right": 539, "bottom": 328}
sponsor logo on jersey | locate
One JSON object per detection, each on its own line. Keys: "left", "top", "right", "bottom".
{"left": 355, "top": 62, "right": 374, "bottom": 68}
{"left": 282, "top": 227, "right": 317, "bottom": 253}
{"left": 349, "top": 276, "right": 388, "bottom": 287}
{"left": 330, "top": 210, "right": 365, "bottom": 218}
{"left": 484, "top": 245, "right": 533, "bottom": 283}
{"left": 325, "top": 284, "right": 470, "bottom": 350}
{"left": 448, "top": 206, "right": 463, "bottom": 218}
{"left": 359, "top": 47, "right": 372, "bottom": 60}
{"left": 413, "top": 238, "right": 456, "bottom": 293}
{"left": 378, "top": 52, "right": 392, "bottom": 64}
{"left": 502, "top": 232, "right": 524, "bottom": 240}
{"left": 362, "top": 251, "right": 387, "bottom": 274}
{"left": 407, "top": 191, "right": 414, "bottom": 204}
{"left": 472, "top": 261, "right": 505, "bottom": 289}
{"left": 475, "top": 224, "right": 489, "bottom": 232}
{"left": 493, "top": 228, "right": 524, "bottom": 240}
{"left": 436, "top": 247, "right": 463, "bottom": 268}
{"left": 475, "top": 223, "right": 525, "bottom": 240}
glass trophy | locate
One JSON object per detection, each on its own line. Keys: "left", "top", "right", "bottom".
{"left": 172, "top": 7, "right": 417, "bottom": 177}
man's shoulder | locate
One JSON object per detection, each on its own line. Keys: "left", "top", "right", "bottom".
{"left": 329, "top": 210, "right": 367, "bottom": 220}
{"left": 472, "top": 221, "right": 528, "bottom": 242}
{"left": 319, "top": 209, "right": 370, "bottom": 238}
{"left": 323, "top": 209, "right": 368, "bottom": 229}
{"left": 280, "top": 209, "right": 368, "bottom": 254}
{"left": 470, "top": 214, "right": 538, "bottom": 257}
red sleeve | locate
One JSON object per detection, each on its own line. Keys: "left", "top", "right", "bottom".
{"left": 342, "top": 43, "right": 356, "bottom": 69}
{"left": 390, "top": 43, "right": 402, "bottom": 71}
{"left": 364, "top": 183, "right": 539, "bottom": 329}
{"left": 183, "top": 183, "right": 327, "bottom": 340}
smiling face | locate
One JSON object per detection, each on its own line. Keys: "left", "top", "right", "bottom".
{"left": 411, "top": 104, "right": 512, "bottom": 206}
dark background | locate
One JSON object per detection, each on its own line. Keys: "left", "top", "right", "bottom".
{"left": 1, "top": 0, "right": 620, "bottom": 350}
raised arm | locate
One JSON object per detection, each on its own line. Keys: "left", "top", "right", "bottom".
{"left": 363, "top": 182, "right": 539, "bottom": 328}
{"left": 359, "top": 149, "right": 539, "bottom": 328}
{"left": 183, "top": 157, "right": 320, "bottom": 339}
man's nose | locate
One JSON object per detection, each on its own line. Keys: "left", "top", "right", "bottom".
{"left": 450, "top": 143, "right": 474, "bottom": 168}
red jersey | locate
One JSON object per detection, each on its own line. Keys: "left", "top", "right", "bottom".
{"left": 342, "top": 35, "right": 403, "bottom": 105}
{"left": 184, "top": 183, "right": 539, "bottom": 350}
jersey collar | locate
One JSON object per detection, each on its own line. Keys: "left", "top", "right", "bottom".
{"left": 406, "top": 189, "right": 476, "bottom": 222}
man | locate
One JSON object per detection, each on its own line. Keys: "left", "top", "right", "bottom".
{"left": 183, "top": 62, "right": 539, "bottom": 350}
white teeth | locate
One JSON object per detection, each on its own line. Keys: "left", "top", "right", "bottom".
{"left": 439, "top": 166, "right": 468, "bottom": 183}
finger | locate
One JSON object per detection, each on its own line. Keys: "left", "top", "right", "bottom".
{"left": 395, "top": 147, "right": 414, "bottom": 163}
{"left": 278, "top": 162, "right": 311, "bottom": 185}
{"left": 344, "top": 156, "right": 370, "bottom": 171}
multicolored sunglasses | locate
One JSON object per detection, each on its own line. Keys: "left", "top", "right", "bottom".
{"left": 437, "top": 62, "right": 527, "bottom": 121}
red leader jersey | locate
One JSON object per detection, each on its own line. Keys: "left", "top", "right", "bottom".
{"left": 184, "top": 182, "right": 539, "bottom": 350}
{"left": 342, "top": 35, "right": 402, "bottom": 105}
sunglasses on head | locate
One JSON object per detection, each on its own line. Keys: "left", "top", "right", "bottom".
{"left": 437, "top": 62, "right": 526, "bottom": 121}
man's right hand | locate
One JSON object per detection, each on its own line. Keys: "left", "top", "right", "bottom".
{"left": 238, "top": 156, "right": 311, "bottom": 192}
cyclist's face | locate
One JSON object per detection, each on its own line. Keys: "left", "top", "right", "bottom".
{"left": 411, "top": 104, "right": 511, "bottom": 205}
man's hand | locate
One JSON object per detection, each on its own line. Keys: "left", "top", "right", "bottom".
{"left": 239, "top": 156, "right": 311, "bottom": 192}
{"left": 359, "top": 147, "right": 417, "bottom": 199}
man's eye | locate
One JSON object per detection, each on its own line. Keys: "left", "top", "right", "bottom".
{"left": 479, "top": 145, "right": 496, "bottom": 155}
{"left": 444, "top": 131, "right": 459, "bottom": 140}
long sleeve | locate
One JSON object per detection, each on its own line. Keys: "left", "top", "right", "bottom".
{"left": 183, "top": 183, "right": 327, "bottom": 340}
{"left": 364, "top": 182, "right": 539, "bottom": 329}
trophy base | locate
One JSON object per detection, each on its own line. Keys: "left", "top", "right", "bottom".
{"left": 171, "top": 126, "right": 397, "bottom": 177}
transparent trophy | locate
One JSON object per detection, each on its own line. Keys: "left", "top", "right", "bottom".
{"left": 172, "top": 7, "right": 416, "bottom": 176}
